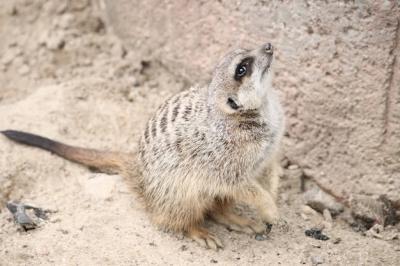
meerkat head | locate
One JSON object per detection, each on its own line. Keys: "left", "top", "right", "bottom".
{"left": 209, "top": 43, "right": 274, "bottom": 115}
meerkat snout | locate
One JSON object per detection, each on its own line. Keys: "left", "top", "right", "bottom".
{"left": 264, "top": 43, "right": 273, "bottom": 54}
{"left": 210, "top": 43, "right": 274, "bottom": 114}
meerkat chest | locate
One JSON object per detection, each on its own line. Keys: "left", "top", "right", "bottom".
{"left": 138, "top": 87, "right": 284, "bottom": 185}
{"left": 252, "top": 98, "right": 285, "bottom": 173}
{"left": 232, "top": 104, "right": 284, "bottom": 175}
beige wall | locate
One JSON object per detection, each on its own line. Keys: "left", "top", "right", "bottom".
{"left": 105, "top": 0, "right": 400, "bottom": 198}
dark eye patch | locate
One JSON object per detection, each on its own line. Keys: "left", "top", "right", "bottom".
{"left": 234, "top": 57, "right": 254, "bottom": 81}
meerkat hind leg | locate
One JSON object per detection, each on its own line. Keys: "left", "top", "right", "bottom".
{"left": 210, "top": 198, "right": 266, "bottom": 235}
{"left": 211, "top": 210, "right": 266, "bottom": 235}
{"left": 186, "top": 226, "right": 224, "bottom": 250}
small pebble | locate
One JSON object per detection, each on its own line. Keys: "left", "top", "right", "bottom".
{"left": 288, "top": 164, "right": 299, "bottom": 170}
{"left": 50, "top": 218, "right": 62, "bottom": 223}
{"left": 305, "top": 228, "right": 329, "bottom": 241}
{"left": 111, "top": 41, "right": 126, "bottom": 59}
{"left": 58, "top": 14, "right": 74, "bottom": 29}
{"left": 45, "top": 32, "right": 65, "bottom": 50}
{"left": 148, "top": 80, "right": 159, "bottom": 88}
{"left": 323, "top": 209, "right": 332, "bottom": 223}
{"left": 127, "top": 89, "right": 140, "bottom": 102}
{"left": 301, "top": 213, "right": 309, "bottom": 221}
{"left": 311, "top": 243, "right": 321, "bottom": 248}
{"left": 58, "top": 229, "right": 69, "bottom": 235}
{"left": 302, "top": 205, "right": 319, "bottom": 216}
{"left": 311, "top": 255, "right": 324, "bottom": 265}
{"left": 281, "top": 157, "right": 290, "bottom": 168}
{"left": 133, "top": 78, "right": 141, "bottom": 87}
{"left": 255, "top": 234, "right": 267, "bottom": 241}
{"left": 304, "top": 188, "right": 344, "bottom": 216}
{"left": 365, "top": 224, "right": 385, "bottom": 239}
{"left": 333, "top": 237, "right": 341, "bottom": 244}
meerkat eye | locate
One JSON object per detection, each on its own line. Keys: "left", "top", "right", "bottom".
{"left": 234, "top": 57, "right": 253, "bottom": 81}
{"left": 235, "top": 64, "right": 247, "bottom": 79}
{"left": 227, "top": 97, "right": 240, "bottom": 110}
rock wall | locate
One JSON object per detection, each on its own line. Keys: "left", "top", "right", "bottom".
{"left": 104, "top": 0, "right": 400, "bottom": 198}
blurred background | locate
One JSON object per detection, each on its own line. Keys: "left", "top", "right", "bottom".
{"left": 0, "top": 0, "right": 399, "bottom": 265}
{"left": 106, "top": 0, "right": 400, "bottom": 199}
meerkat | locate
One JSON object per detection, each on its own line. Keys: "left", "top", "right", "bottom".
{"left": 1, "top": 43, "right": 285, "bottom": 250}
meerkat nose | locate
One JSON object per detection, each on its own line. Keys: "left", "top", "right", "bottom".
{"left": 264, "top": 43, "right": 273, "bottom": 54}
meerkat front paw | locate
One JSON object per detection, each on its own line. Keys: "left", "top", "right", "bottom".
{"left": 228, "top": 222, "right": 266, "bottom": 235}
{"left": 260, "top": 204, "right": 279, "bottom": 226}
{"left": 257, "top": 192, "right": 280, "bottom": 226}
{"left": 261, "top": 218, "right": 289, "bottom": 236}
{"left": 186, "top": 226, "right": 224, "bottom": 250}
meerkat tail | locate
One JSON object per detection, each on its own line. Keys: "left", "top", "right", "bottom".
{"left": 1, "top": 130, "right": 131, "bottom": 174}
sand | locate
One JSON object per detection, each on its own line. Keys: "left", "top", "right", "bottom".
{"left": 0, "top": 1, "right": 399, "bottom": 265}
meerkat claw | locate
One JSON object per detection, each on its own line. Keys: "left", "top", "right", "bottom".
{"left": 211, "top": 210, "right": 266, "bottom": 235}
{"left": 227, "top": 224, "right": 254, "bottom": 234}
{"left": 187, "top": 227, "right": 224, "bottom": 250}
{"left": 265, "top": 223, "right": 273, "bottom": 234}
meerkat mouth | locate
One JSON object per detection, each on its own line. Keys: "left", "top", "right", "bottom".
{"left": 261, "top": 65, "right": 269, "bottom": 79}
{"left": 260, "top": 56, "right": 273, "bottom": 80}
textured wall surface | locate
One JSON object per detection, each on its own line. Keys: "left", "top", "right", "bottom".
{"left": 105, "top": 0, "right": 400, "bottom": 198}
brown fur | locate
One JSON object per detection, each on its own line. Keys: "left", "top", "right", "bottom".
{"left": 1, "top": 130, "right": 132, "bottom": 174}
{"left": 1, "top": 43, "right": 285, "bottom": 250}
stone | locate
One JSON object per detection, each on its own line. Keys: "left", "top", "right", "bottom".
{"left": 300, "top": 213, "right": 309, "bottom": 221}
{"left": 333, "top": 237, "right": 341, "bottom": 244}
{"left": 111, "top": 41, "right": 127, "bottom": 59}
{"left": 255, "top": 234, "right": 267, "bottom": 241}
{"left": 302, "top": 205, "right": 319, "bottom": 216}
{"left": 349, "top": 195, "right": 399, "bottom": 229}
{"left": 323, "top": 209, "right": 333, "bottom": 223}
{"left": 41, "top": 31, "right": 66, "bottom": 50}
{"left": 311, "top": 255, "right": 324, "bottom": 265}
{"left": 304, "top": 188, "right": 344, "bottom": 216}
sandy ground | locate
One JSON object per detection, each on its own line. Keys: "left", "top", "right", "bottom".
{"left": 0, "top": 1, "right": 399, "bottom": 265}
